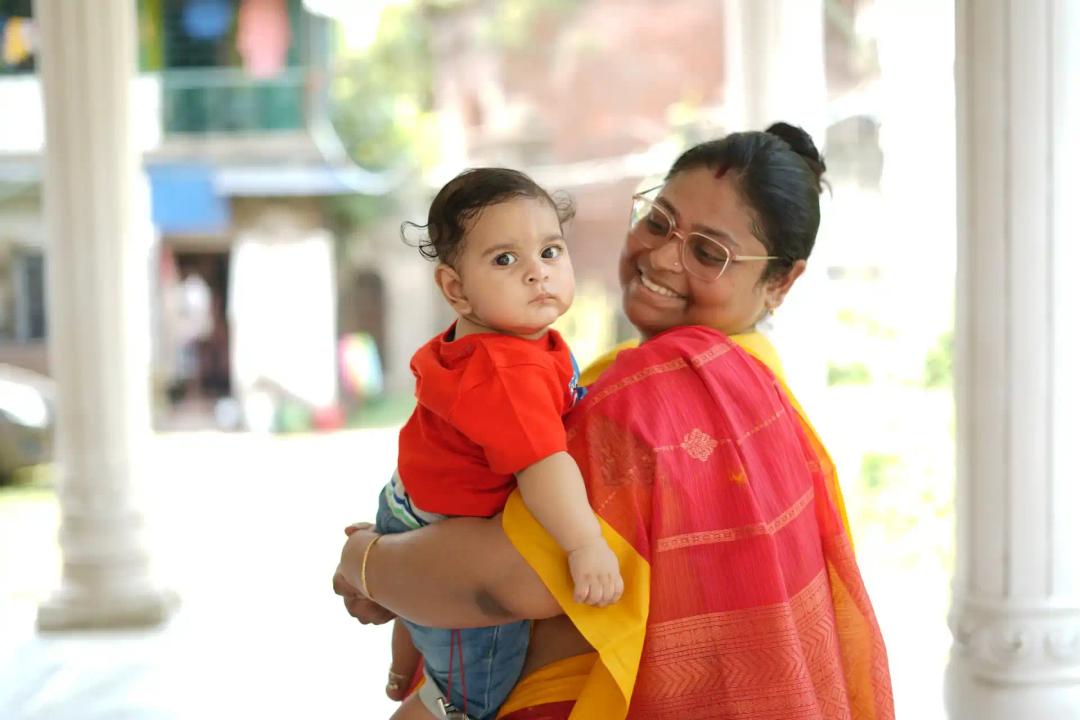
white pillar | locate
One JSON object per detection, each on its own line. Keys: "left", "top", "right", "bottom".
{"left": 947, "top": 0, "right": 1080, "bottom": 716}
{"left": 35, "top": 0, "right": 175, "bottom": 629}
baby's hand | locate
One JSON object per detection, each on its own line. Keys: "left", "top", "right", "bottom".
{"left": 568, "top": 537, "right": 624, "bottom": 607}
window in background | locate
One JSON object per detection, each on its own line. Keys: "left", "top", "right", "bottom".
{"left": 0, "top": 0, "right": 35, "bottom": 76}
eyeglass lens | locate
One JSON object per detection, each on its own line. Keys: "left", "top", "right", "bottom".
{"left": 630, "top": 197, "right": 731, "bottom": 279}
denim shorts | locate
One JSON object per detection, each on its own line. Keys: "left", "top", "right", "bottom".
{"left": 376, "top": 481, "right": 531, "bottom": 720}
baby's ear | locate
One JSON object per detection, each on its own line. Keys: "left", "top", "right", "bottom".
{"left": 435, "top": 263, "right": 471, "bottom": 315}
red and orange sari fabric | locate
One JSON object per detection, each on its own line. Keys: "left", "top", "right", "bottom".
{"left": 499, "top": 326, "right": 893, "bottom": 719}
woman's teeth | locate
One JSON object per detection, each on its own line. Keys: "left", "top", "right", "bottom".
{"left": 640, "top": 272, "right": 683, "bottom": 298}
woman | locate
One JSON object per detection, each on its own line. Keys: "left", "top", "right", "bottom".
{"left": 334, "top": 124, "right": 895, "bottom": 720}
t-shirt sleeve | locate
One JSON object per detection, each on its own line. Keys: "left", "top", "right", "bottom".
{"left": 449, "top": 363, "right": 568, "bottom": 475}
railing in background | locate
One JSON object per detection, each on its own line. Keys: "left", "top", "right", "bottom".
{"left": 161, "top": 67, "right": 311, "bottom": 135}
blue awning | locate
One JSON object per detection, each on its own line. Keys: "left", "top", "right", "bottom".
{"left": 147, "top": 164, "right": 230, "bottom": 234}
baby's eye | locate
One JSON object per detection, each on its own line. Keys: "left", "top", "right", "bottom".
{"left": 494, "top": 252, "right": 517, "bottom": 266}
{"left": 540, "top": 245, "right": 564, "bottom": 260}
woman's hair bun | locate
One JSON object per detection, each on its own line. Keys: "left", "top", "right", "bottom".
{"left": 766, "top": 122, "right": 827, "bottom": 186}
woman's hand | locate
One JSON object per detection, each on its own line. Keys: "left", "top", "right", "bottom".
{"left": 330, "top": 515, "right": 561, "bottom": 628}
{"left": 333, "top": 522, "right": 395, "bottom": 625}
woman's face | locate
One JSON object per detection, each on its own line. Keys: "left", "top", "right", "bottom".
{"left": 619, "top": 168, "right": 805, "bottom": 338}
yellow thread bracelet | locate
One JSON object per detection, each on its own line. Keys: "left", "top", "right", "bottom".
{"left": 360, "top": 534, "right": 383, "bottom": 599}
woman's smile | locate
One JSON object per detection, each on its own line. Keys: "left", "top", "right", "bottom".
{"left": 637, "top": 270, "right": 685, "bottom": 299}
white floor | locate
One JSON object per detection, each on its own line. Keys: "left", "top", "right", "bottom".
{"left": 0, "top": 428, "right": 949, "bottom": 719}
{"left": 0, "top": 430, "right": 402, "bottom": 719}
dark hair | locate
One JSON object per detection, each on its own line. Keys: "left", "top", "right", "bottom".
{"left": 404, "top": 167, "right": 575, "bottom": 266}
{"left": 666, "top": 122, "right": 827, "bottom": 281}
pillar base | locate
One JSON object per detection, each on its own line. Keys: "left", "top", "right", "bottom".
{"left": 946, "top": 659, "right": 1080, "bottom": 720}
{"left": 946, "top": 598, "right": 1080, "bottom": 718}
{"left": 37, "top": 587, "right": 178, "bottom": 632}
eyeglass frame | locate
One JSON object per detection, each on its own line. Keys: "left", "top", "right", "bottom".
{"left": 628, "top": 187, "right": 778, "bottom": 281}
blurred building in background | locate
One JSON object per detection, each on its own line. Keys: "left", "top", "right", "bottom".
{"left": 0, "top": 0, "right": 439, "bottom": 434}
{"left": 0, "top": 0, "right": 891, "bottom": 429}
{"left": 0, "top": 0, "right": 46, "bottom": 377}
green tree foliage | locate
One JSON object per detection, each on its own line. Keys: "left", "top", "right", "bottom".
{"left": 860, "top": 452, "right": 900, "bottom": 491}
{"left": 325, "top": 3, "right": 439, "bottom": 231}
{"left": 324, "top": 0, "right": 577, "bottom": 232}
{"left": 329, "top": 5, "right": 437, "bottom": 172}
{"left": 923, "top": 331, "right": 953, "bottom": 389}
{"left": 827, "top": 362, "right": 872, "bottom": 386}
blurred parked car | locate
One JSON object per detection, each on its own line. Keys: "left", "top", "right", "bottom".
{"left": 0, "top": 364, "right": 54, "bottom": 484}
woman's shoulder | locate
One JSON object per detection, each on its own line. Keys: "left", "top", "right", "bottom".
{"left": 622, "top": 325, "right": 735, "bottom": 365}
{"left": 593, "top": 326, "right": 778, "bottom": 401}
{"left": 581, "top": 327, "right": 736, "bottom": 385}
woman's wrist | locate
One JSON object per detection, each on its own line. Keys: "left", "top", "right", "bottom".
{"left": 360, "top": 533, "right": 384, "bottom": 599}
{"left": 338, "top": 525, "right": 381, "bottom": 595}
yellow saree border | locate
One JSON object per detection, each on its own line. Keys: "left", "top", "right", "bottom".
{"left": 496, "top": 653, "right": 596, "bottom": 718}
{"left": 500, "top": 331, "right": 852, "bottom": 718}
{"left": 502, "top": 495, "right": 648, "bottom": 718}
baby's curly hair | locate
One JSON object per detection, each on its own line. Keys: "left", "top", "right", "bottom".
{"left": 403, "top": 168, "right": 575, "bottom": 266}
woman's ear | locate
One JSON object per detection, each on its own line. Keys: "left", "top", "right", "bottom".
{"left": 435, "top": 263, "right": 471, "bottom": 316}
{"left": 765, "top": 259, "right": 807, "bottom": 311}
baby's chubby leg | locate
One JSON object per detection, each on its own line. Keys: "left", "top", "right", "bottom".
{"left": 387, "top": 618, "right": 422, "bottom": 701}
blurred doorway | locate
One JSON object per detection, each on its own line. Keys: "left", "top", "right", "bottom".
{"left": 163, "top": 249, "right": 232, "bottom": 415}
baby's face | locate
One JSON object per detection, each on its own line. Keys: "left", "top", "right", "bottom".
{"left": 454, "top": 196, "right": 575, "bottom": 337}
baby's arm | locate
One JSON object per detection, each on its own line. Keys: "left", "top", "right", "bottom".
{"left": 516, "top": 452, "right": 624, "bottom": 606}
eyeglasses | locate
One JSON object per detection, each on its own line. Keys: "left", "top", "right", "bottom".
{"left": 629, "top": 191, "right": 777, "bottom": 281}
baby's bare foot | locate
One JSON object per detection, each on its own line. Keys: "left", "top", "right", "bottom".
{"left": 386, "top": 668, "right": 411, "bottom": 702}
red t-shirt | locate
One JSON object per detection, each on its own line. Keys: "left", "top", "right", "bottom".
{"left": 397, "top": 324, "right": 581, "bottom": 517}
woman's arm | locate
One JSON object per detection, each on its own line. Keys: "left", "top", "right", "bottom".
{"left": 335, "top": 516, "right": 562, "bottom": 628}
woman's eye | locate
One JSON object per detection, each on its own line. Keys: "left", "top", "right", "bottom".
{"left": 645, "top": 216, "right": 670, "bottom": 236}
{"left": 541, "top": 245, "right": 563, "bottom": 260}
{"left": 494, "top": 252, "right": 517, "bottom": 266}
{"left": 691, "top": 239, "right": 729, "bottom": 266}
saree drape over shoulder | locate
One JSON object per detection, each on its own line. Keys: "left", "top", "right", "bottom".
{"left": 499, "top": 327, "right": 894, "bottom": 720}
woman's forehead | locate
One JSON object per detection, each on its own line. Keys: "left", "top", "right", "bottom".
{"left": 660, "top": 169, "right": 756, "bottom": 241}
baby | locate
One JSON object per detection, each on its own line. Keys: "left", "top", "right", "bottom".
{"left": 374, "top": 168, "right": 623, "bottom": 720}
